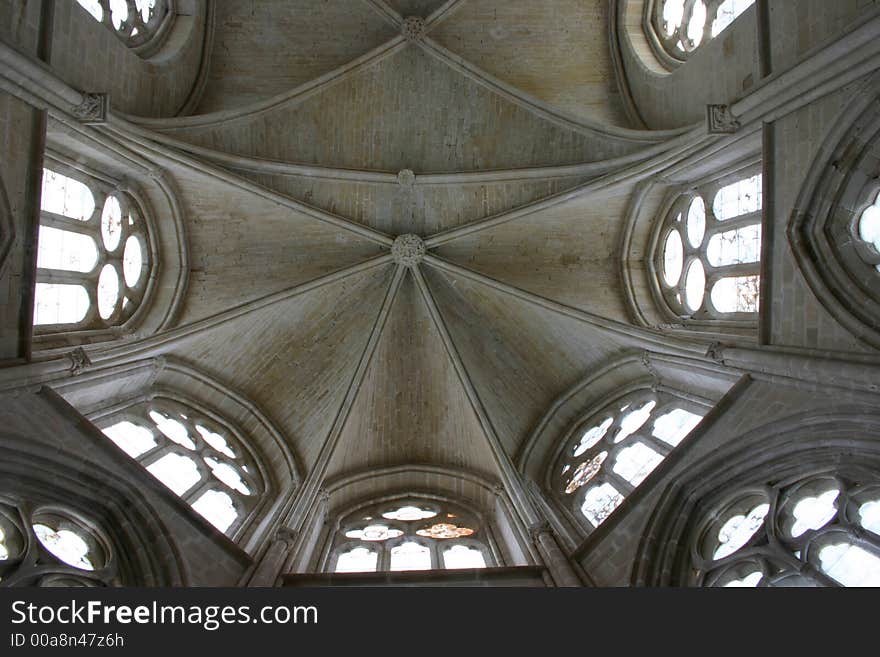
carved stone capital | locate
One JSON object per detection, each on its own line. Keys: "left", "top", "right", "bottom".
{"left": 397, "top": 169, "right": 416, "bottom": 187}
{"left": 528, "top": 521, "right": 552, "bottom": 541}
{"left": 274, "top": 527, "right": 298, "bottom": 546}
{"left": 706, "top": 341, "right": 726, "bottom": 364}
{"left": 67, "top": 348, "right": 92, "bottom": 375}
{"left": 402, "top": 16, "right": 426, "bottom": 41}
{"left": 391, "top": 234, "right": 426, "bottom": 267}
{"left": 72, "top": 93, "right": 108, "bottom": 124}
{"left": 707, "top": 104, "right": 740, "bottom": 134}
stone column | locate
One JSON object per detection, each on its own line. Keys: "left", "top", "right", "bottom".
{"left": 245, "top": 528, "right": 297, "bottom": 587}
{"left": 529, "top": 522, "right": 582, "bottom": 587}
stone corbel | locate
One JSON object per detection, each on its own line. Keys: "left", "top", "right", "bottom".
{"left": 72, "top": 93, "right": 109, "bottom": 125}
{"left": 707, "top": 104, "right": 740, "bottom": 134}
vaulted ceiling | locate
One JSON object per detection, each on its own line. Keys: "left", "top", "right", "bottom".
{"left": 117, "top": 0, "right": 699, "bottom": 492}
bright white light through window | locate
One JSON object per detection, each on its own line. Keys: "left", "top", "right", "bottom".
{"left": 723, "top": 570, "right": 762, "bottom": 587}
{"left": 652, "top": 408, "right": 702, "bottom": 447}
{"left": 335, "top": 547, "right": 378, "bottom": 573}
{"left": 574, "top": 417, "right": 613, "bottom": 457}
{"left": 790, "top": 489, "right": 839, "bottom": 538}
{"left": 819, "top": 543, "right": 880, "bottom": 587}
{"left": 192, "top": 490, "right": 238, "bottom": 533}
{"left": 33, "top": 524, "right": 94, "bottom": 571}
{"left": 102, "top": 421, "right": 157, "bottom": 458}
{"left": 615, "top": 400, "right": 656, "bottom": 443}
{"left": 37, "top": 226, "right": 98, "bottom": 273}
{"left": 713, "top": 175, "right": 762, "bottom": 221}
{"left": 443, "top": 545, "right": 486, "bottom": 570}
{"left": 382, "top": 506, "right": 437, "bottom": 522}
{"left": 613, "top": 442, "right": 663, "bottom": 487}
{"left": 41, "top": 169, "right": 94, "bottom": 220}
{"left": 147, "top": 453, "right": 200, "bottom": 496}
{"left": 390, "top": 541, "right": 432, "bottom": 571}
{"left": 33, "top": 283, "right": 90, "bottom": 326}
{"left": 713, "top": 503, "right": 769, "bottom": 560}
{"left": 860, "top": 499, "right": 880, "bottom": 535}
{"left": 581, "top": 483, "right": 625, "bottom": 527}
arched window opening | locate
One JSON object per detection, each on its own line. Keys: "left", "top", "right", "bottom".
{"left": 98, "top": 399, "right": 263, "bottom": 536}
{"left": 0, "top": 498, "right": 118, "bottom": 587}
{"left": 328, "top": 499, "right": 495, "bottom": 574}
{"left": 555, "top": 390, "right": 705, "bottom": 531}
{"left": 693, "top": 470, "right": 880, "bottom": 587}
{"left": 76, "top": 0, "right": 172, "bottom": 51}
{"left": 656, "top": 169, "right": 762, "bottom": 322}
{"left": 649, "top": 0, "right": 755, "bottom": 63}
{"left": 34, "top": 165, "right": 152, "bottom": 338}
{"left": 856, "top": 192, "right": 880, "bottom": 273}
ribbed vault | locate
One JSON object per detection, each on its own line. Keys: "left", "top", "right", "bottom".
{"left": 96, "top": 0, "right": 710, "bottom": 524}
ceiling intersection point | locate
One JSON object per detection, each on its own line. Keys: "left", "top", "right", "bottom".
{"left": 397, "top": 169, "right": 416, "bottom": 187}
{"left": 402, "top": 16, "right": 427, "bottom": 41}
{"left": 392, "top": 234, "right": 426, "bottom": 267}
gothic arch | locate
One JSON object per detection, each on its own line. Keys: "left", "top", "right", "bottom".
{"left": 51, "top": 356, "right": 298, "bottom": 550}
{"left": 33, "top": 123, "right": 189, "bottom": 354}
{"left": 634, "top": 410, "right": 880, "bottom": 586}
{"left": 789, "top": 74, "right": 880, "bottom": 349}
{"left": 620, "top": 143, "right": 764, "bottom": 340}
{"left": 0, "top": 432, "right": 186, "bottom": 586}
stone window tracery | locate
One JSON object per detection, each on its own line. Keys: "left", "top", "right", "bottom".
{"left": 328, "top": 500, "right": 493, "bottom": 573}
{"left": 97, "top": 399, "right": 263, "bottom": 536}
{"left": 692, "top": 469, "right": 880, "bottom": 587}
{"left": 76, "top": 0, "right": 172, "bottom": 51}
{"left": 555, "top": 389, "right": 705, "bottom": 532}
{"left": 649, "top": 0, "right": 755, "bottom": 63}
{"left": 656, "top": 169, "right": 762, "bottom": 321}
{"left": 856, "top": 191, "right": 880, "bottom": 273}
{"left": 34, "top": 164, "right": 152, "bottom": 339}
{"left": 0, "top": 498, "right": 118, "bottom": 587}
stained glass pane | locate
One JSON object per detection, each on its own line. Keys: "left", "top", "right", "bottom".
{"left": 390, "top": 541, "right": 431, "bottom": 571}
{"left": 713, "top": 503, "right": 769, "bottom": 560}
{"left": 573, "top": 417, "right": 613, "bottom": 457}
{"left": 612, "top": 442, "right": 663, "bottom": 486}
{"left": 790, "top": 489, "right": 839, "bottom": 538}
{"left": 652, "top": 408, "right": 702, "bottom": 447}
{"left": 33, "top": 524, "right": 94, "bottom": 571}
{"left": 41, "top": 169, "right": 94, "bottom": 221}
{"left": 711, "top": 276, "right": 760, "bottom": 313}
{"left": 663, "top": 230, "right": 684, "bottom": 286}
{"left": 712, "top": 0, "right": 754, "bottom": 37}
{"left": 97, "top": 264, "right": 120, "bottom": 320}
{"left": 192, "top": 490, "right": 238, "bottom": 533}
{"left": 33, "top": 283, "right": 90, "bottom": 325}
{"left": 37, "top": 226, "right": 98, "bottom": 273}
{"left": 713, "top": 175, "right": 762, "bottom": 221}
{"left": 685, "top": 260, "right": 706, "bottom": 311}
{"left": 443, "top": 545, "right": 486, "bottom": 570}
{"left": 706, "top": 224, "right": 761, "bottom": 266}
{"left": 147, "top": 453, "right": 200, "bottom": 496}
{"left": 819, "top": 543, "right": 880, "bottom": 587}
{"left": 335, "top": 547, "right": 378, "bottom": 573}
{"left": 581, "top": 483, "right": 624, "bottom": 527}
{"left": 102, "top": 421, "right": 157, "bottom": 458}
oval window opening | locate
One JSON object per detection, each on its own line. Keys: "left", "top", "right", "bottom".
{"left": 101, "top": 196, "right": 123, "bottom": 251}
{"left": 97, "top": 264, "right": 120, "bottom": 320}
{"left": 123, "top": 236, "right": 144, "bottom": 288}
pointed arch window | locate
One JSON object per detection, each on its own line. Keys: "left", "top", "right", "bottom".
{"left": 34, "top": 162, "right": 153, "bottom": 344}
{"left": 693, "top": 468, "right": 880, "bottom": 587}
{"left": 554, "top": 388, "right": 706, "bottom": 532}
{"left": 76, "top": 0, "right": 173, "bottom": 53}
{"left": 95, "top": 398, "right": 264, "bottom": 538}
{"left": 327, "top": 499, "right": 495, "bottom": 574}
{"left": 648, "top": 0, "right": 755, "bottom": 64}
{"left": 656, "top": 167, "right": 762, "bottom": 324}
